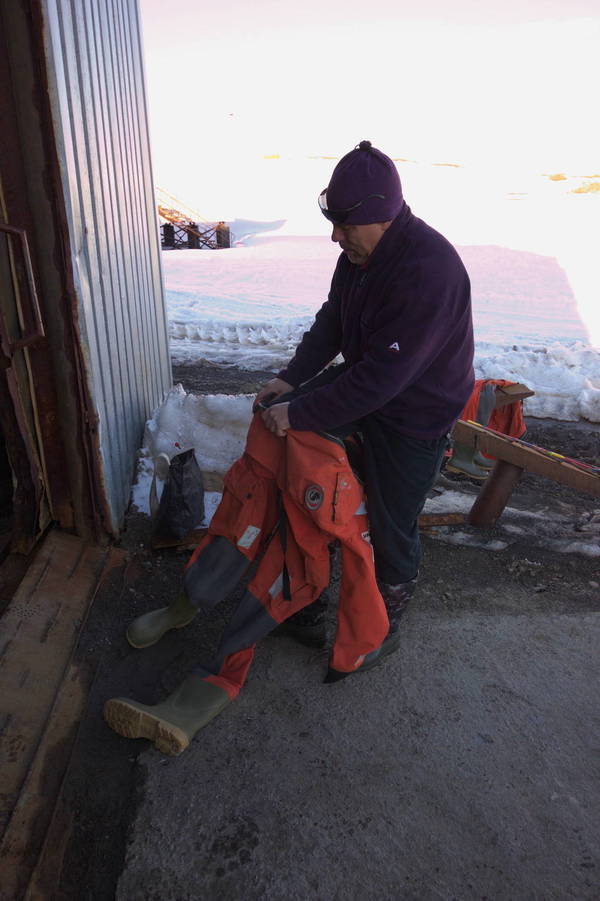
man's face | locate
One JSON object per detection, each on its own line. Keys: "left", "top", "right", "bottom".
{"left": 330, "top": 221, "right": 391, "bottom": 265}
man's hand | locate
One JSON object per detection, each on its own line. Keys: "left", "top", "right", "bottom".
{"left": 254, "top": 377, "right": 294, "bottom": 411}
{"left": 262, "top": 402, "right": 291, "bottom": 437}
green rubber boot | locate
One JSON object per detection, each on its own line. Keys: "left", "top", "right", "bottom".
{"left": 126, "top": 592, "right": 197, "bottom": 648}
{"left": 103, "top": 675, "right": 231, "bottom": 756}
{"left": 473, "top": 450, "right": 494, "bottom": 470}
{"left": 445, "top": 442, "right": 489, "bottom": 480}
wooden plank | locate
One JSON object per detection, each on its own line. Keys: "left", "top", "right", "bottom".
{"left": 493, "top": 383, "right": 535, "bottom": 408}
{"left": 0, "top": 533, "right": 102, "bottom": 832}
{"left": 419, "top": 513, "right": 466, "bottom": 528}
{"left": 452, "top": 420, "right": 600, "bottom": 498}
{"left": 203, "top": 471, "right": 224, "bottom": 492}
{"left": 23, "top": 548, "right": 126, "bottom": 901}
{"left": 0, "top": 530, "right": 111, "bottom": 899}
{"left": 24, "top": 791, "right": 75, "bottom": 901}
{"left": 1, "top": 658, "right": 95, "bottom": 901}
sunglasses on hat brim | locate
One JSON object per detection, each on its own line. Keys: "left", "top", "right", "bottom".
{"left": 318, "top": 190, "right": 385, "bottom": 225}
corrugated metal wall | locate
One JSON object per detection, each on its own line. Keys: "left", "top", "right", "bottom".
{"left": 41, "top": 0, "right": 171, "bottom": 532}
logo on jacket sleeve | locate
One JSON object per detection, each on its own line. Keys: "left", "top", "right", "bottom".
{"left": 388, "top": 341, "right": 400, "bottom": 352}
{"left": 304, "top": 484, "right": 324, "bottom": 511}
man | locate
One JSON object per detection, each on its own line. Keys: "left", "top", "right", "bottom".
{"left": 102, "top": 141, "right": 474, "bottom": 757}
{"left": 257, "top": 140, "right": 474, "bottom": 655}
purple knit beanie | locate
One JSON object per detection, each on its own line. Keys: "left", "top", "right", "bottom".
{"left": 321, "top": 140, "right": 404, "bottom": 225}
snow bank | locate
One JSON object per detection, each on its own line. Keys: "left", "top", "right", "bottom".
{"left": 130, "top": 387, "right": 599, "bottom": 560}
{"left": 163, "top": 237, "right": 600, "bottom": 422}
{"left": 474, "top": 341, "right": 600, "bottom": 422}
{"left": 131, "top": 386, "right": 253, "bottom": 515}
{"left": 142, "top": 384, "right": 253, "bottom": 472}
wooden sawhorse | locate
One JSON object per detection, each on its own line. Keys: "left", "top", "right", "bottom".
{"left": 451, "top": 419, "right": 600, "bottom": 526}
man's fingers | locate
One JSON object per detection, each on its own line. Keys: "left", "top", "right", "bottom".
{"left": 253, "top": 390, "right": 278, "bottom": 413}
{"left": 261, "top": 410, "right": 277, "bottom": 432}
{"left": 260, "top": 391, "right": 278, "bottom": 406}
{"left": 261, "top": 404, "right": 290, "bottom": 437}
{"left": 255, "top": 388, "right": 275, "bottom": 404}
{"left": 255, "top": 378, "right": 294, "bottom": 410}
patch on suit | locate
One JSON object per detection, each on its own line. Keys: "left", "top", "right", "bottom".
{"left": 304, "top": 484, "right": 324, "bottom": 511}
{"left": 237, "top": 525, "right": 261, "bottom": 548}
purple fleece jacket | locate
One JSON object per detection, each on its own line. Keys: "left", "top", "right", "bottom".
{"left": 279, "top": 204, "right": 475, "bottom": 438}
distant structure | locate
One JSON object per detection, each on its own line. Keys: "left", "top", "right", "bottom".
{"left": 216, "top": 221, "right": 231, "bottom": 248}
{"left": 157, "top": 188, "right": 230, "bottom": 249}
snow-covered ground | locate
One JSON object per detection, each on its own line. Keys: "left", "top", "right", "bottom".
{"left": 131, "top": 232, "right": 600, "bottom": 558}
{"left": 165, "top": 236, "right": 600, "bottom": 423}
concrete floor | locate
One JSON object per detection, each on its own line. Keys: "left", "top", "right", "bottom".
{"left": 115, "top": 550, "right": 600, "bottom": 901}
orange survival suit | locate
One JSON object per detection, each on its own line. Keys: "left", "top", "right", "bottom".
{"left": 183, "top": 413, "right": 389, "bottom": 696}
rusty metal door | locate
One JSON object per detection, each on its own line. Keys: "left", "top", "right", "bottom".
{"left": 0, "top": 0, "right": 109, "bottom": 549}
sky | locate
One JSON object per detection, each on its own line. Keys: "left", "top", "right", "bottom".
{"left": 140, "top": 0, "right": 599, "bottom": 202}
{"left": 138, "top": 0, "right": 600, "bottom": 336}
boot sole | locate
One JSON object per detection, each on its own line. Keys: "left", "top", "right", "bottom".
{"left": 104, "top": 698, "right": 193, "bottom": 755}
{"left": 444, "top": 462, "right": 488, "bottom": 481}
{"left": 126, "top": 613, "right": 197, "bottom": 649}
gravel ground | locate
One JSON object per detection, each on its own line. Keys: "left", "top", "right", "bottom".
{"left": 56, "top": 361, "right": 599, "bottom": 901}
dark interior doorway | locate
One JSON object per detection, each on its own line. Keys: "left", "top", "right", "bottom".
{"left": 0, "top": 427, "right": 12, "bottom": 559}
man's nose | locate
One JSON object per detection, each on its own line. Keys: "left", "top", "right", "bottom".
{"left": 331, "top": 225, "right": 343, "bottom": 243}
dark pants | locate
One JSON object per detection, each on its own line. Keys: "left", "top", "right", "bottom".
{"left": 361, "top": 417, "right": 448, "bottom": 584}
